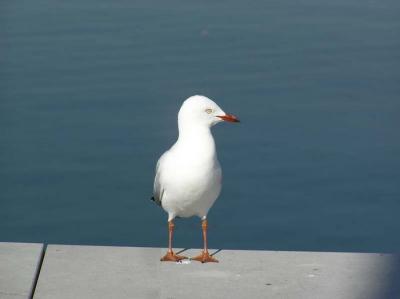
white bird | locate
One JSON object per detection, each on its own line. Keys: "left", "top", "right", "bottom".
{"left": 151, "top": 95, "right": 239, "bottom": 263}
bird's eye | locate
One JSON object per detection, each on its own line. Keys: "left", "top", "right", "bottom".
{"left": 205, "top": 108, "right": 213, "bottom": 114}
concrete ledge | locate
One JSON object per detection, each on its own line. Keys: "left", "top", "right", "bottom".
{"left": 32, "top": 245, "right": 400, "bottom": 299}
{"left": 0, "top": 242, "right": 44, "bottom": 299}
{"left": 1, "top": 243, "right": 398, "bottom": 298}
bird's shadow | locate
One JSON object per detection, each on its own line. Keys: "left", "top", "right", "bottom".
{"left": 176, "top": 248, "right": 190, "bottom": 255}
{"left": 175, "top": 248, "right": 222, "bottom": 257}
{"left": 211, "top": 249, "right": 222, "bottom": 256}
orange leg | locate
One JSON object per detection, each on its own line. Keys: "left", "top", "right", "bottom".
{"left": 191, "top": 219, "right": 219, "bottom": 263}
{"left": 160, "top": 220, "right": 187, "bottom": 262}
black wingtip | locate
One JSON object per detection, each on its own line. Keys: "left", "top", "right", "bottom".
{"left": 150, "top": 196, "right": 161, "bottom": 206}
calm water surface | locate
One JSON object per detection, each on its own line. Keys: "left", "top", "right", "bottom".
{"left": 1, "top": 0, "right": 399, "bottom": 252}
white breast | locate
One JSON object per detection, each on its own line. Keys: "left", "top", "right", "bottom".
{"left": 156, "top": 129, "right": 222, "bottom": 220}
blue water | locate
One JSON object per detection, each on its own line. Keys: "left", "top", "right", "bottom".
{"left": 1, "top": 0, "right": 399, "bottom": 253}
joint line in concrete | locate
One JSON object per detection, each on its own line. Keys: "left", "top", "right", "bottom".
{"left": 29, "top": 243, "right": 47, "bottom": 299}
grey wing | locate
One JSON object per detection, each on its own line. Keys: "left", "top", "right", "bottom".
{"left": 150, "top": 157, "right": 164, "bottom": 206}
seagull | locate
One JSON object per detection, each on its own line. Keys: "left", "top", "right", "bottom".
{"left": 151, "top": 95, "right": 239, "bottom": 263}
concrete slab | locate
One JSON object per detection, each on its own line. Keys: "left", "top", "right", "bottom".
{"left": 33, "top": 245, "right": 400, "bottom": 299}
{"left": 0, "top": 242, "right": 44, "bottom": 299}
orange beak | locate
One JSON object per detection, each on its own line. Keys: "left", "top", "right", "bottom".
{"left": 217, "top": 114, "right": 240, "bottom": 123}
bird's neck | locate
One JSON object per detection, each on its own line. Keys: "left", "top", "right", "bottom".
{"left": 177, "top": 125, "right": 216, "bottom": 159}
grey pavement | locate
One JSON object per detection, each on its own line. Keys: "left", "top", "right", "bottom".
{"left": 0, "top": 242, "right": 44, "bottom": 299}
{"left": 32, "top": 245, "right": 400, "bottom": 299}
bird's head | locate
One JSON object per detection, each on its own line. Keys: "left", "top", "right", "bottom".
{"left": 178, "top": 95, "right": 239, "bottom": 130}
